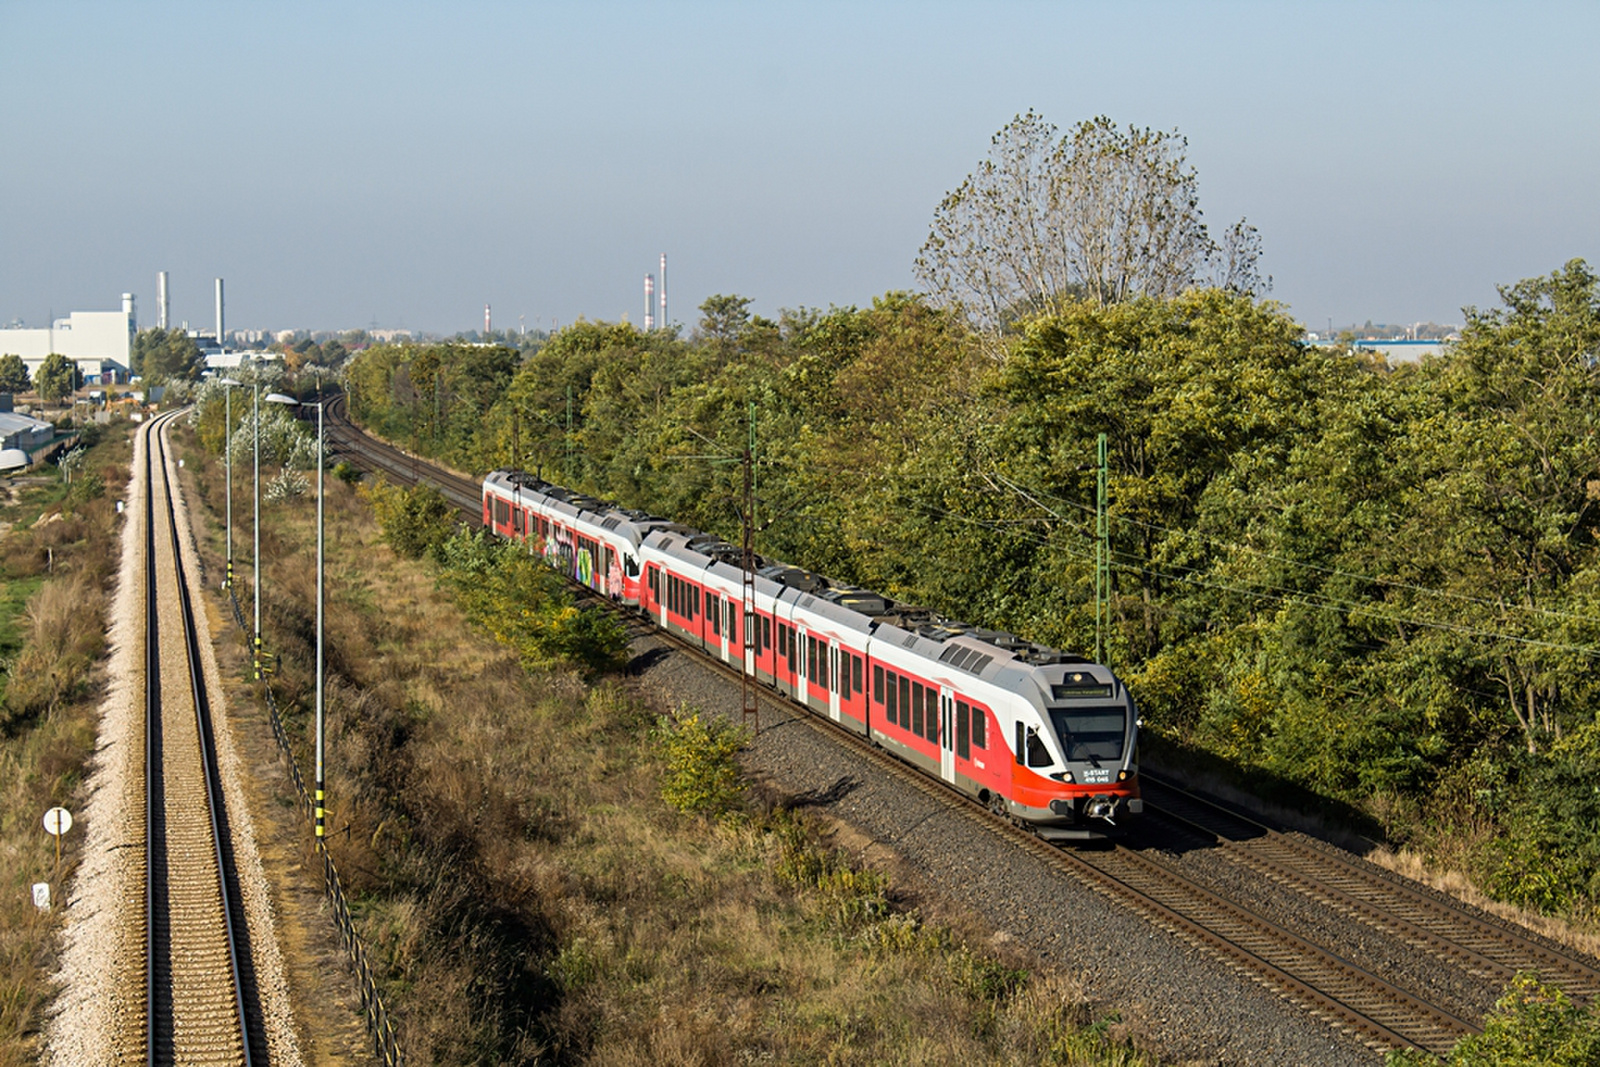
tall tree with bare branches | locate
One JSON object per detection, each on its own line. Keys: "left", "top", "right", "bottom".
{"left": 915, "top": 112, "right": 1266, "bottom": 340}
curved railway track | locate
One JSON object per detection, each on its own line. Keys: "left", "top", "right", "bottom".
{"left": 131, "top": 410, "right": 261, "bottom": 1064}
{"left": 322, "top": 393, "right": 1600, "bottom": 1058}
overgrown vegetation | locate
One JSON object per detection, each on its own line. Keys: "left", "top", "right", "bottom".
{"left": 1387, "top": 973, "right": 1600, "bottom": 1066}
{"left": 0, "top": 427, "right": 129, "bottom": 1065}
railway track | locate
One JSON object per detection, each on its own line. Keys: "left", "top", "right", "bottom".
{"left": 322, "top": 396, "right": 1600, "bottom": 1058}
{"left": 1139, "top": 774, "right": 1600, "bottom": 1000}
{"left": 128, "top": 410, "right": 261, "bottom": 1064}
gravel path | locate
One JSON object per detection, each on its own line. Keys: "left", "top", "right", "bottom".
{"left": 633, "top": 628, "right": 1388, "bottom": 1066}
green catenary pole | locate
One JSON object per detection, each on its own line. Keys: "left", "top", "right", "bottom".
{"left": 1096, "top": 432, "right": 1109, "bottom": 665}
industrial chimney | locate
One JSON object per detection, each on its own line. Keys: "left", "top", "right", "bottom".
{"left": 659, "top": 253, "right": 668, "bottom": 328}
{"left": 215, "top": 278, "right": 225, "bottom": 349}
{"left": 644, "top": 275, "right": 655, "bottom": 331}
{"left": 485, "top": 303, "right": 492, "bottom": 336}
{"left": 157, "top": 271, "right": 169, "bottom": 329}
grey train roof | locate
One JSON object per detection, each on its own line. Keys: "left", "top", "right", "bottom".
{"left": 492, "top": 468, "right": 1103, "bottom": 681}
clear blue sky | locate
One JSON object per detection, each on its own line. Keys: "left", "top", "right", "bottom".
{"left": 3, "top": 1, "right": 1596, "bottom": 337}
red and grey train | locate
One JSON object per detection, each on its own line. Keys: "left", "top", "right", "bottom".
{"left": 483, "top": 468, "right": 1142, "bottom": 839}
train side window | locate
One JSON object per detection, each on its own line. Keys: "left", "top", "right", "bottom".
{"left": 850, "top": 654, "right": 862, "bottom": 695}
{"left": 710, "top": 596, "right": 721, "bottom": 636}
{"left": 898, "top": 676, "right": 911, "bottom": 732}
{"left": 911, "top": 682, "right": 924, "bottom": 736}
{"left": 819, "top": 644, "right": 829, "bottom": 691}
{"left": 968, "top": 702, "right": 985, "bottom": 750}
{"left": 885, "top": 670, "right": 899, "bottom": 725}
{"left": 1018, "top": 725, "right": 1050, "bottom": 767}
{"left": 873, "top": 664, "right": 884, "bottom": 704}
{"left": 956, "top": 699, "right": 970, "bottom": 759}
{"left": 926, "top": 688, "right": 939, "bottom": 743}
{"left": 761, "top": 615, "right": 771, "bottom": 650}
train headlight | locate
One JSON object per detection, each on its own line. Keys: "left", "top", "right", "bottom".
{"left": 1118, "top": 769, "right": 1127, "bottom": 781}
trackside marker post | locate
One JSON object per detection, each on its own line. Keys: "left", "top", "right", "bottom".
{"left": 42, "top": 805, "right": 72, "bottom": 867}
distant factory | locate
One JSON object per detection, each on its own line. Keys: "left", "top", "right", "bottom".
{"left": 0, "top": 273, "right": 244, "bottom": 383}
{"left": 0, "top": 294, "right": 136, "bottom": 384}
{"left": 643, "top": 253, "right": 667, "bottom": 330}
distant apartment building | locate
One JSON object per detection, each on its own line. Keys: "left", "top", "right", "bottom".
{"left": 0, "top": 294, "right": 135, "bottom": 384}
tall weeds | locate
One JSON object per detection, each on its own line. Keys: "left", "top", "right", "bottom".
{"left": 0, "top": 428, "right": 129, "bottom": 1064}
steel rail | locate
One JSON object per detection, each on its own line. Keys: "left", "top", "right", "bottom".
{"left": 141, "top": 411, "right": 256, "bottom": 1064}
{"left": 1141, "top": 773, "right": 1600, "bottom": 1000}
{"left": 143, "top": 411, "right": 160, "bottom": 1066}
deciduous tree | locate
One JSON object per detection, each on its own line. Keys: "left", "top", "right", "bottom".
{"left": 34, "top": 353, "right": 79, "bottom": 403}
{"left": 915, "top": 111, "right": 1266, "bottom": 340}
{"left": 0, "top": 353, "right": 29, "bottom": 394}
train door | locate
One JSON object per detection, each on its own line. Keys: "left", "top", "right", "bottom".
{"left": 744, "top": 605, "right": 757, "bottom": 678}
{"left": 649, "top": 565, "right": 666, "bottom": 627}
{"left": 939, "top": 688, "right": 956, "bottom": 784}
{"left": 795, "top": 623, "right": 810, "bottom": 708}
{"left": 717, "top": 595, "right": 732, "bottom": 665}
{"left": 826, "top": 641, "right": 840, "bottom": 722}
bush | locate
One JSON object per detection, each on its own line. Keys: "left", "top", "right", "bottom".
{"left": 434, "top": 528, "right": 629, "bottom": 677}
{"left": 657, "top": 707, "right": 747, "bottom": 818}
{"left": 1387, "top": 973, "right": 1600, "bottom": 1066}
{"left": 361, "top": 480, "right": 458, "bottom": 559}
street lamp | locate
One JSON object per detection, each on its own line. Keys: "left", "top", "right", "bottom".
{"left": 253, "top": 381, "right": 263, "bottom": 680}
{"left": 218, "top": 377, "right": 242, "bottom": 590}
{"left": 266, "top": 392, "right": 326, "bottom": 842}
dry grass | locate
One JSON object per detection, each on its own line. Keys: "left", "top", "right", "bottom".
{"left": 174, "top": 423, "right": 1155, "bottom": 1067}
{"left": 0, "top": 427, "right": 130, "bottom": 1066}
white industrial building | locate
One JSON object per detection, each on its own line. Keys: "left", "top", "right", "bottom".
{"left": 0, "top": 294, "right": 135, "bottom": 384}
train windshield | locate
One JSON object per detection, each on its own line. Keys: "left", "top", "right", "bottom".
{"left": 1047, "top": 706, "right": 1127, "bottom": 763}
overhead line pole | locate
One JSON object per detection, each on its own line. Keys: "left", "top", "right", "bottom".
{"left": 1096, "top": 432, "right": 1109, "bottom": 665}
{"left": 742, "top": 401, "right": 758, "bottom": 734}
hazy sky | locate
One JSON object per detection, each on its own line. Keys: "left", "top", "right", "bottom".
{"left": 3, "top": 1, "right": 1596, "bottom": 337}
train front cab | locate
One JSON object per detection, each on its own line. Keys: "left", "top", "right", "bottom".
{"left": 1004, "top": 673, "right": 1142, "bottom": 842}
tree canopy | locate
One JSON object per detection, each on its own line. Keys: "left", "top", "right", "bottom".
{"left": 915, "top": 111, "right": 1265, "bottom": 338}
{"left": 34, "top": 354, "right": 79, "bottom": 403}
{"left": 133, "top": 327, "right": 204, "bottom": 382}
{"left": 0, "top": 354, "right": 30, "bottom": 394}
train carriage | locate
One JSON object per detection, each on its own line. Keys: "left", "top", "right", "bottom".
{"left": 483, "top": 468, "right": 1141, "bottom": 840}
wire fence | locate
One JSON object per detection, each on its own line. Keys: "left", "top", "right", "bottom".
{"left": 228, "top": 589, "right": 404, "bottom": 1067}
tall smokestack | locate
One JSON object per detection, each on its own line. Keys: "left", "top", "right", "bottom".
{"left": 659, "top": 253, "right": 667, "bottom": 327}
{"left": 215, "top": 278, "right": 225, "bottom": 348}
{"left": 485, "top": 303, "right": 492, "bottom": 336}
{"left": 157, "top": 271, "right": 169, "bottom": 329}
{"left": 644, "top": 274, "right": 655, "bottom": 331}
